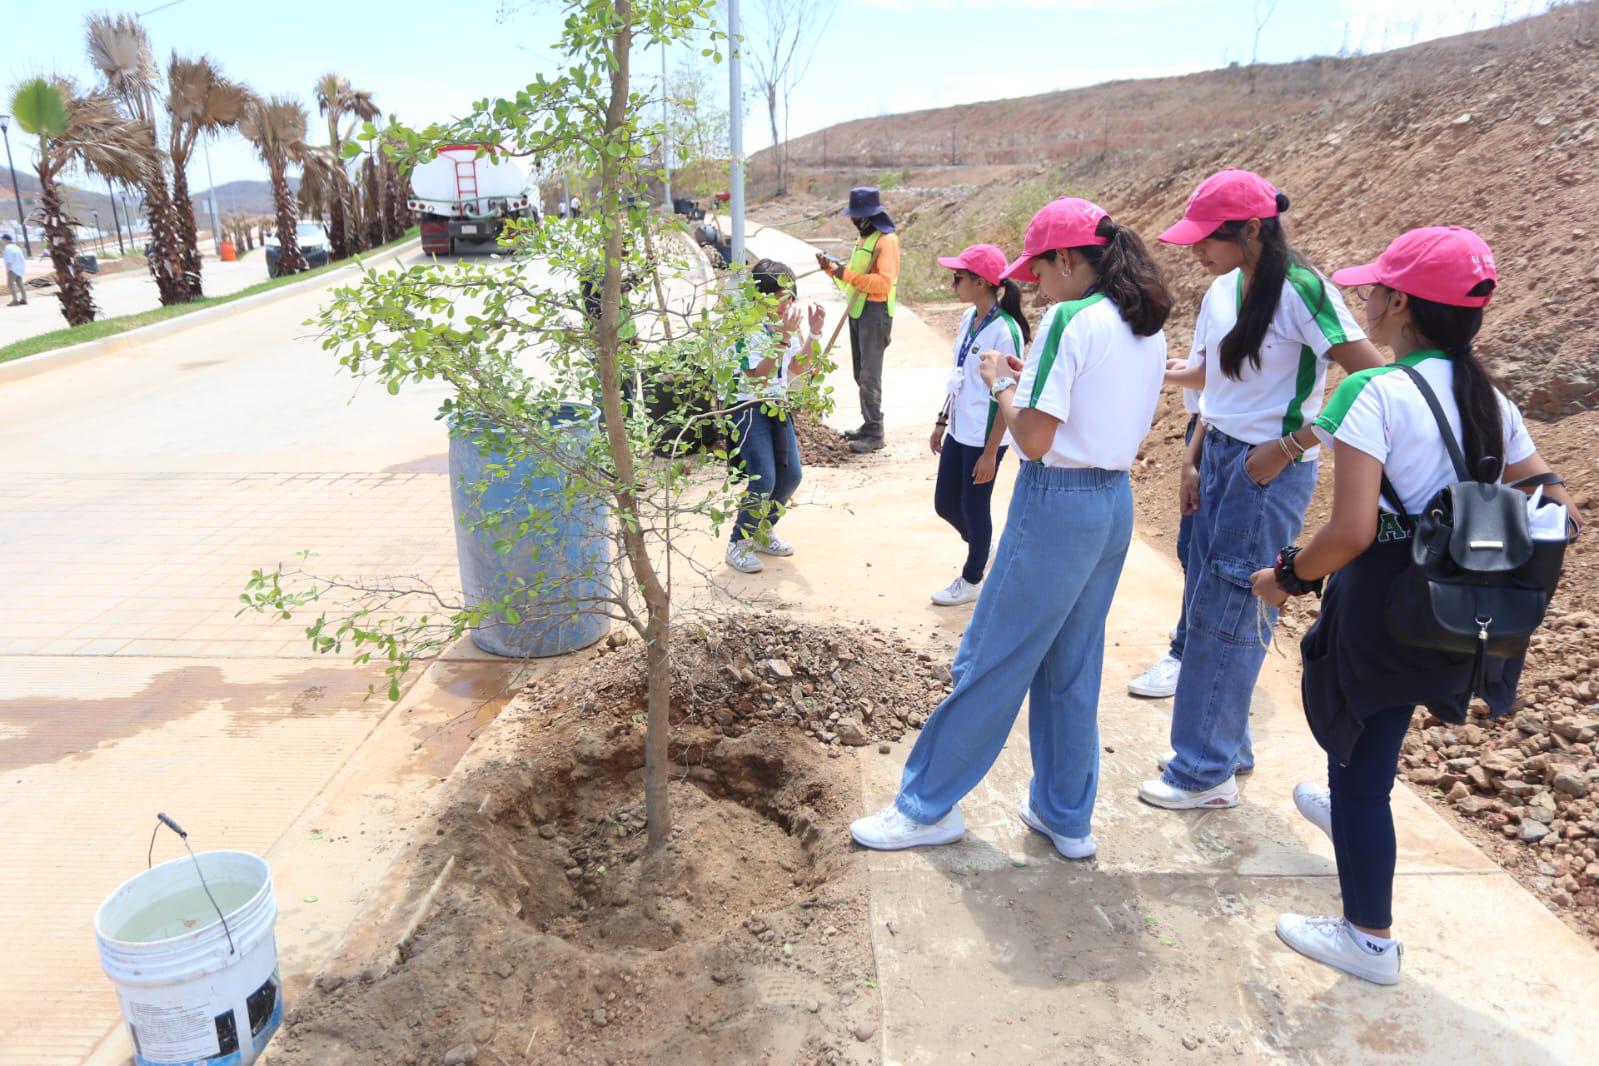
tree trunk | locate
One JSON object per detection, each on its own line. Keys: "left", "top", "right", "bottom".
{"left": 170, "top": 163, "right": 205, "bottom": 299}
{"left": 363, "top": 157, "right": 383, "bottom": 248}
{"left": 328, "top": 168, "right": 351, "bottom": 260}
{"left": 598, "top": 1, "right": 672, "bottom": 853}
{"left": 270, "top": 159, "right": 308, "bottom": 276}
{"left": 384, "top": 158, "right": 407, "bottom": 238}
{"left": 142, "top": 175, "right": 191, "bottom": 305}
{"left": 38, "top": 169, "right": 96, "bottom": 327}
{"left": 764, "top": 86, "right": 783, "bottom": 195}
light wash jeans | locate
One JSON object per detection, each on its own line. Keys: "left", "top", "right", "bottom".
{"left": 1163, "top": 428, "right": 1318, "bottom": 791}
{"left": 896, "top": 463, "right": 1133, "bottom": 839}
{"left": 730, "top": 404, "right": 802, "bottom": 542}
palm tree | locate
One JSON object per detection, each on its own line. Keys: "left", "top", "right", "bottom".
{"left": 313, "top": 72, "right": 354, "bottom": 260}
{"left": 11, "top": 78, "right": 148, "bottom": 326}
{"left": 166, "top": 54, "right": 246, "bottom": 297}
{"left": 85, "top": 12, "right": 193, "bottom": 305}
{"left": 239, "top": 94, "right": 311, "bottom": 276}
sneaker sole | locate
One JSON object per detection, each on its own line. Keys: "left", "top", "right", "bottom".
{"left": 752, "top": 548, "right": 794, "bottom": 557}
{"left": 849, "top": 822, "right": 965, "bottom": 851}
{"left": 1293, "top": 798, "right": 1334, "bottom": 842}
{"left": 930, "top": 595, "right": 979, "bottom": 607}
{"left": 1017, "top": 805, "right": 1095, "bottom": 860}
{"left": 1127, "top": 682, "right": 1178, "bottom": 698}
{"left": 1137, "top": 786, "right": 1239, "bottom": 810}
{"left": 1275, "top": 926, "right": 1400, "bottom": 986}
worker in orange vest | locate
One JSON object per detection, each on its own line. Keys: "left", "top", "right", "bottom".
{"left": 817, "top": 187, "right": 900, "bottom": 452}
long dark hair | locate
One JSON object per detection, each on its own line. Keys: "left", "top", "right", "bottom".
{"left": 989, "top": 278, "right": 1033, "bottom": 346}
{"left": 1213, "top": 194, "right": 1324, "bottom": 379}
{"left": 1404, "top": 280, "right": 1504, "bottom": 476}
{"left": 1043, "top": 216, "right": 1172, "bottom": 337}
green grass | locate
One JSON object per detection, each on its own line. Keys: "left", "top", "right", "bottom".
{"left": 0, "top": 227, "right": 419, "bottom": 366}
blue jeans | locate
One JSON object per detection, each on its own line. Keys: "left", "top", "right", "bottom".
{"left": 731, "top": 405, "right": 802, "bottom": 542}
{"left": 1328, "top": 704, "right": 1413, "bottom": 930}
{"left": 897, "top": 464, "right": 1134, "bottom": 838}
{"left": 933, "top": 437, "right": 1009, "bottom": 585}
{"left": 1163, "top": 429, "right": 1318, "bottom": 791}
{"left": 1170, "top": 414, "right": 1198, "bottom": 661}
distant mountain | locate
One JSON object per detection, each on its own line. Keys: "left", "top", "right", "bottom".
{"left": 0, "top": 172, "right": 297, "bottom": 239}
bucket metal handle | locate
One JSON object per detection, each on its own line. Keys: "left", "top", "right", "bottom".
{"left": 147, "top": 813, "right": 237, "bottom": 956}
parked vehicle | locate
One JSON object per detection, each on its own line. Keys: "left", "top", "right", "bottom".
{"left": 264, "top": 222, "right": 331, "bottom": 277}
{"left": 408, "top": 144, "right": 536, "bottom": 256}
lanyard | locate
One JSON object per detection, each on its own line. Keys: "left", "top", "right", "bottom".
{"left": 956, "top": 304, "right": 1001, "bottom": 368}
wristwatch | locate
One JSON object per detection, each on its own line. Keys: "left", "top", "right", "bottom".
{"left": 990, "top": 376, "right": 1017, "bottom": 399}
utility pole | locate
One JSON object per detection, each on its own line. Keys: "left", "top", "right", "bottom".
{"left": 202, "top": 138, "right": 222, "bottom": 254}
{"left": 0, "top": 114, "right": 30, "bottom": 256}
{"left": 661, "top": 42, "right": 672, "bottom": 214}
{"left": 106, "top": 177, "right": 125, "bottom": 255}
{"left": 93, "top": 210, "right": 104, "bottom": 252}
{"left": 728, "top": 0, "right": 745, "bottom": 269}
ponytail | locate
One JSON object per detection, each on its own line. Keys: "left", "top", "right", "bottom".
{"left": 1406, "top": 281, "right": 1504, "bottom": 476}
{"left": 1055, "top": 216, "right": 1172, "bottom": 337}
{"left": 995, "top": 278, "right": 1032, "bottom": 346}
{"left": 1213, "top": 194, "right": 1325, "bottom": 380}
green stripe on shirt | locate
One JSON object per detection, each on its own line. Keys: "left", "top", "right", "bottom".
{"left": 1314, "top": 349, "right": 1449, "bottom": 436}
{"left": 1027, "top": 292, "right": 1106, "bottom": 408}
{"left": 1282, "top": 264, "right": 1348, "bottom": 437}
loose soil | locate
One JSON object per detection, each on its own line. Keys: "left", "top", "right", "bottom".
{"left": 270, "top": 615, "right": 947, "bottom": 1065}
{"left": 793, "top": 416, "right": 862, "bottom": 468}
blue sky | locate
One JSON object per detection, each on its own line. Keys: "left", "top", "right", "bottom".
{"left": 0, "top": 0, "right": 1555, "bottom": 192}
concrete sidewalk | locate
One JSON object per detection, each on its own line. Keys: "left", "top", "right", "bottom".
{"left": 736, "top": 220, "right": 1599, "bottom": 1064}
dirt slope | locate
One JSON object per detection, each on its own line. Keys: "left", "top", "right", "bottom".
{"left": 753, "top": 3, "right": 1599, "bottom": 942}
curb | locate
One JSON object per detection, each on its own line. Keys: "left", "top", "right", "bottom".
{"left": 0, "top": 238, "right": 422, "bottom": 386}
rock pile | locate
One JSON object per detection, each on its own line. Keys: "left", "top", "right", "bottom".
{"left": 530, "top": 611, "right": 949, "bottom": 750}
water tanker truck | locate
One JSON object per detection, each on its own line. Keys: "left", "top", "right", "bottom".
{"left": 408, "top": 144, "right": 536, "bottom": 255}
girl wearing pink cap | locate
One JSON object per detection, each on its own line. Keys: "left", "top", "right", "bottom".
{"left": 927, "top": 244, "right": 1031, "bottom": 606}
{"left": 1137, "top": 168, "right": 1385, "bottom": 812}
{"left": 1247, "top": 227, "right": 1577, "bottom": 984}
{"left": 851, "top": 198, "right": 1171, "bottom": 856}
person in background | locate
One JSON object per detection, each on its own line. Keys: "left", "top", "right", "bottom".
{"left": 1135, "top": 169, "right": 1384, "bottom": 811}
{"left": 817, "top": 186, "right": 899, "bottom": 454}
{"left": 928, "top": 243, "right": 1030, "bottom": 607}
{"left": 726, "top": 258, "right": 826, "bottom": 575}
{"left": 3, "top": 234, "right": 25, "bottom": 306}
{"left": 1250, "top": 227, "right": 1577, "bottom": 984}
{"left": 569, "top": 194, "right": 583, "bottom": 219}
{"left": 1127, "top": 287, "right": 1228, "bottom": 697}
{"left": 850, "top": 197, "right": 1171, "bottom": 858}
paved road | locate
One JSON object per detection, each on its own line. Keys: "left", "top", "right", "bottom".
{"left": 0, "top": 246, "right": 539, "bottom": 1065}
{"left": 2, "top": 239, "right": 272, "bottom": 349}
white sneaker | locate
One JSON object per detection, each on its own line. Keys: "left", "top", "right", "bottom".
{"left": 752, "top": 533, "right": 794, "bottom": 556}
{"left": 726, "top": 540, "right": 763, "bottom": 574}
{"left": 931, "top": 576, "right": 980, "bottom": 606}
{"left": 1128, "top": 653, "right": 1181, "bottom": 698}
{"left": 1276, "top": 913, "right": 1401, "bottom": 986}
{"left": 1017, "top": 799, "right": 1096, "bottom": 860}
{"left": 849, "top": 804, "right": 965, "bottom": 851}
{"left": 1157, "top": 750, "right": 1253, "bottom": 777}
{"left": 1293, "top": 782, "right": 1333, "bottom": 842}
{"left": 1137, "top": 775, "right": 1239, "bottom": 810}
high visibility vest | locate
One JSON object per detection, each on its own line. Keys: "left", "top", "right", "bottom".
{"left": 838, "top": 231, "right": 896, "bottom": 319}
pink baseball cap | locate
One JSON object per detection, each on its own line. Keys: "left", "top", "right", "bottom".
{"left": 937, "top": 244, "right": 1008, "bottom": 286}
{"left": 1158, "top": 168, "right": 1282, "bottom": 245}
{"left": 1000, "top": 198, "right": 1111, "bottom": 282}
{"left": 1331, "top": 227, "right": 1498, "bottom": 308}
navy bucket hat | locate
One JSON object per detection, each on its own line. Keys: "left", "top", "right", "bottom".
{"left": 841, "top": 186, "right": 895, "bottom": 233}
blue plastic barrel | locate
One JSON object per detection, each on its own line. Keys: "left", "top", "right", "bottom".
{"left": 448, "top": 404, "right": 613, "bottom": 657}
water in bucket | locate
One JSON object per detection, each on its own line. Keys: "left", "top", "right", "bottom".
{"left": 114, "top": 880, "right": 262, "bottom": 943}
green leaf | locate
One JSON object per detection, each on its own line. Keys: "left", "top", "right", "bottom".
{"left": 11, "top": 78, "right": 68, "bottom": 138}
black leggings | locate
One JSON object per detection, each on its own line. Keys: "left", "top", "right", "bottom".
{"left": 1328, "top": 704, "right": 1414, "bottom": 930}
{"left": 933, "top": 436, "right": 1007, "bottom": 585}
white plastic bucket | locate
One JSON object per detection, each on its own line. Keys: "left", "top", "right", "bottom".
{"left": 94, "top": 850, "right": 284, "bottom": 1066}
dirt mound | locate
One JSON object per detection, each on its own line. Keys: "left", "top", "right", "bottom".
{"left": 541, "top": 612, "right": 949, "bottom": 750}
{"left": 270, "top": 659, "right": 893, "bottom": 1063}
{"left": 793, "top": 416, "right": 861, "bottom": 468}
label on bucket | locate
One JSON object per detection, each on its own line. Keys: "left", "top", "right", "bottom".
{"left": 127, "top": 999, "right": 239, "bottom": 1065}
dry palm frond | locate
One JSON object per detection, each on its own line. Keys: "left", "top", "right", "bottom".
{"left": 86, "top": 13, "right": 158, "bottom": 108}
{"left": 314, "top": 72, "right": 352, "bottom": 118}
{"left": 167, "top": 53, "right": 248, "bottom": 162}
{"left": 240, "top": 94, "right": 310, "bottom": 164}
{"left": 41, "top": 78, "right": 156, "bottom": 188}
{"left": 348, "top": 89, "right": 379, "bottom": 123}
{"left": 296, "top": 146, "right": 339, "bottom": 216}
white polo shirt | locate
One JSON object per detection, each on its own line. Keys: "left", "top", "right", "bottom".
{"left": 1314, "top": 350, "right": 1536, "bottom": 514}
{"left": 1197, "top": 264, "right": 1365, "bottom": 454}
{"left": 735, "top": 326, "right": 813, "bottom": 403}
{"left": 1011, "top": 293, "right": 1167, "bottom": 470}
{"left": 946, "top": 305, "right": 1024, "bottom": 448}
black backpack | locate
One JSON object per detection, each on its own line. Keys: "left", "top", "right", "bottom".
{"left": 1381, "top": 364, "right": 1571, "bottom": 694}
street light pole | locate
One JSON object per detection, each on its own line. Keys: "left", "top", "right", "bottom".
{"left": 201, "top": 138, "right": 222, "bottom": 255}
{"left": 93, "top": 210, "right": 104, "bottom": 252}
{"left": 728, "top": 0, "right": 745, "bottom": 269}
{"left": 106, "top": 177, "right": 125, "bottom": 255}
{"left": 0, "top": 114, "right": 31, "bottom": 256}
